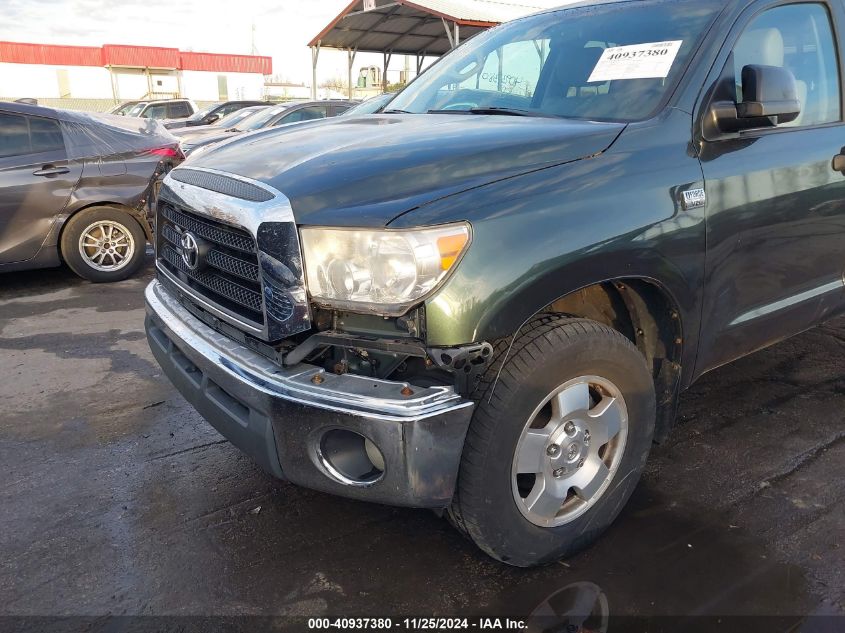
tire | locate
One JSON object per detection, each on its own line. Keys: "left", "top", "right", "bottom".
{"left": 450, "top": 315, "right": 655, "bottom": 566}
{"left": 60, "top": 207, "right": 147, "bottom": 282}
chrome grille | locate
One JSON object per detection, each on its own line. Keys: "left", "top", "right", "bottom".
{"left": 161, "top": 224, "right": 259, "bottom": 283}
{"left": 156, "top": 202, "right": 264, "bottom": 325}
{"left": 161, "top": 204, "right": 254, "bottom": 253}
{"left": 205, "top": 250, "right": 260, "bottom": 283}
{"left": 156, "top": 167, "right": 313, "bottom": 342}
{"left": 160, "top": 245, "right": 263, "bottom": 313}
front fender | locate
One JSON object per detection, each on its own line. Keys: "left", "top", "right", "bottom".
{"left": 393, "top": 109, "right": 705, "bottom": 381}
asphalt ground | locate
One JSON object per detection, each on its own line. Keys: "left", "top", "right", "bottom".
{"left": 1, "top": 254, "right": 843, "bottom": 631}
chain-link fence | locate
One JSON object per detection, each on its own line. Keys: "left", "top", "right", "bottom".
{"left": 0, "top": 98, "right": 119, "bottom": 112}
{"left": 0, "top": 97, "right": 219, "bottom": 113}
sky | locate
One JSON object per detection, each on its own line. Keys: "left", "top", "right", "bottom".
{"left": 1, "top": 0, "right": 394, "bottom": 86}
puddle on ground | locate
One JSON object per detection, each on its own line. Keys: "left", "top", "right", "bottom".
{"left": 475, "top": 486, "right": 819, "bottom": 632}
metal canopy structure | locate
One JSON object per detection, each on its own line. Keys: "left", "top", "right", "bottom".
{"left": 308, "top": 0, "right": 561, "bottom": 98}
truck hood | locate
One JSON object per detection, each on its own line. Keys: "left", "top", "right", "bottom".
{"left": 192, "top": 114, "right": 625, "bottom": 226}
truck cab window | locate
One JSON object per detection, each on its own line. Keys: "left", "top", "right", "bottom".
{"left": 168, "top": 102, "right": 191, "bottom": 118}
{"left": 143, "top": 104, "right": 168, "bottom": 119}
{"left": 732, "top": 3, "right": 841, "bottom": 127}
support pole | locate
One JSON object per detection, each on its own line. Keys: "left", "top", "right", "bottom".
{"left": 383, "top": 51, "right": 392, "bottom": 92}
{"left": 311, "top": 42, "right": 321, "bottom": 100}
{"left": 347, "top": 48, "right": 358, "bottom": 99}
{"left": 454, "top": 22, "right": 460, "bottom": 47}
{"left": 442, "top": 18, "right": 455, "bottom": 49}
{"left": 108, "top": 66, "right": 118, "bottom": 102}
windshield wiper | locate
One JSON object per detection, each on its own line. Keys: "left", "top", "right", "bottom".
{"left": 382, "top": 109, "right": 413, "bottom": 114}
{"left": 428, "top": 107, "right": 543, "bottom": 117}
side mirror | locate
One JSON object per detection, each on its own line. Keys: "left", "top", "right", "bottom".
{"left": 205, "top": 114, "right": 220, "bottom": 124}
{"left": 706, "top": 64, "right": 800, "bottom": 136}
{"left": 736, "top": 64, "right": 800, "bottom": 121}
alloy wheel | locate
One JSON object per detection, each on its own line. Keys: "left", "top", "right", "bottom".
{"left": 511, "top": 375, "right": 629, "bottom": 527}
{"left": 78, "top": 221, "right": 136, "bottom": 272}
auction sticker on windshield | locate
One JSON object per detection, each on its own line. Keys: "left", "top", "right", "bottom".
{"left": 588, "top": 40, "right": 682, "bottom": 82}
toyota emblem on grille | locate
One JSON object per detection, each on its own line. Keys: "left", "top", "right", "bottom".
{"left": 180, "top": 232, "right": 200, "bottom": 270}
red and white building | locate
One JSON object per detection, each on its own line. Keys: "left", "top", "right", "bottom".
{"left": 0, "top": 41, "right": 272, "bottom": 102}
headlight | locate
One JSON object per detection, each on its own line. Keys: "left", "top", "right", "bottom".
{"left": 300, "top": 223, "right": 471, "bottom": 315}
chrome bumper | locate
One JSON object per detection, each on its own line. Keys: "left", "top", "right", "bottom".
{"left": 144, "top": 280, "right": 474, "bottom": 507}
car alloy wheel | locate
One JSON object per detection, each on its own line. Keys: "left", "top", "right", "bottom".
{"left": 511, "top": 375, "right": 629, "bottom": 528}
{"left": 78, "top": 221, "right": 136, "bottom": 272}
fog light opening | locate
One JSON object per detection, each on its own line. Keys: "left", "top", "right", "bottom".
{"left": 364, "top": 438, "right": 386, "bottom": 472}
{"left": 320, "top": 429, "right": 384, "bottom": 485}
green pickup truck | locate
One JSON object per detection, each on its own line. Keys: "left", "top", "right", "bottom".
{"left": 146, "top": 0, "right": 845, "bottom": 565}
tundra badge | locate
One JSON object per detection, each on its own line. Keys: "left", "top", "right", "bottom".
{"left": 682, "top": 188, "right": 706, "bottom": 209}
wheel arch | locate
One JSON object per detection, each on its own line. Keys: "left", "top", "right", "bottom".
{"left": 490, "top": 276, "right": 686, "bottom": 442}
{"left": 58, "top": 201, "right": 152, "bottom": 251}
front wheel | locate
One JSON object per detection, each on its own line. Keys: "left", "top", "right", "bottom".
{"left": 450, "top": 316, "right": 656, "bottom": 566}
{"left": 60, "top": 207, "right": 147, "bottom": 282}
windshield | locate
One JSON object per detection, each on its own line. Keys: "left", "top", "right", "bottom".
{"left": 126, "top": 103, "right": 148, "bottom": 117}
{"left": 187, "top": 105, "right": 216, "bottom": 122}
{"left": 112, "top": 102, "right": 138, "bottom": 115}
{"left": 388, "top": 0, "right": 721, "bottom": 121}
{"left": 234, "top": 104, "right": 291, "bottom": 131}
{"left": 342, "top": 93, "right": 394, "bottom": 116}
{"left": 216, "top": 106, "right": 267, "bottom": 128}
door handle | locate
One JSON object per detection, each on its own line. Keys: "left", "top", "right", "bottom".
{"left": 32, "top": 165, "right": 70, "bottom": 177}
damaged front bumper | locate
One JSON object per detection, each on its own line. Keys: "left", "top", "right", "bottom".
{"left": 144, "top": 279, "right": 475, "bottom": 507}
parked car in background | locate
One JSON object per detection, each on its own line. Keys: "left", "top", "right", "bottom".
{"left": 340, "top": 92, "right": 395, "bottom": 116}
{"left": 180, "top": 100, "right": 354, "bottom": 155}
{"left": 163, "top": 100, "right": 268, "bottom": 130}
{"left": 110, "top": 100, "right": 142, "bottom": 115}
{"left": 170, "top": 105, "right": 269, "bottom": 143}
{"left": 119, "top": 99, "right": 197, "bottom": 121}
{"left": 0, "top": 102, "right": 182, "bottom": 282}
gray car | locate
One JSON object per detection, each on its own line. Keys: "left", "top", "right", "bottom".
{"left": 0, "top": 102, "right": 182, "bottom": 282}
{"left": 171, "top": 105, "right": 269, "bottom": 144}
{"left": 162, "top": 100, "right": 269, "bottom": 130}
{"left": 181, "top": 100, "right": 355, "bottom": 156}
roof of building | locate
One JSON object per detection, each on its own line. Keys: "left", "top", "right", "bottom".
{"left": 309, "top": 0, "right": 564, "bottom": 56}
{"left": 0, "top": 41, "right": 272, "bottom": 75}
{"left": 402, "top": 0, "right": 564, "bottom": 22}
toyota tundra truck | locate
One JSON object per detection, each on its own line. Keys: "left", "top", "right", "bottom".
{"left": 145, "top": 0, "right": 845, "bottom": 566}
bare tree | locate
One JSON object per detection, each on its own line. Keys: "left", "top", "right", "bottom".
{"left": 319, "top": 76, "right": 345, "bottom": 91}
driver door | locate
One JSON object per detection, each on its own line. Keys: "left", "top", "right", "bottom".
{"left": 695, "top": 0, "right": 845, "bottom": 374}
